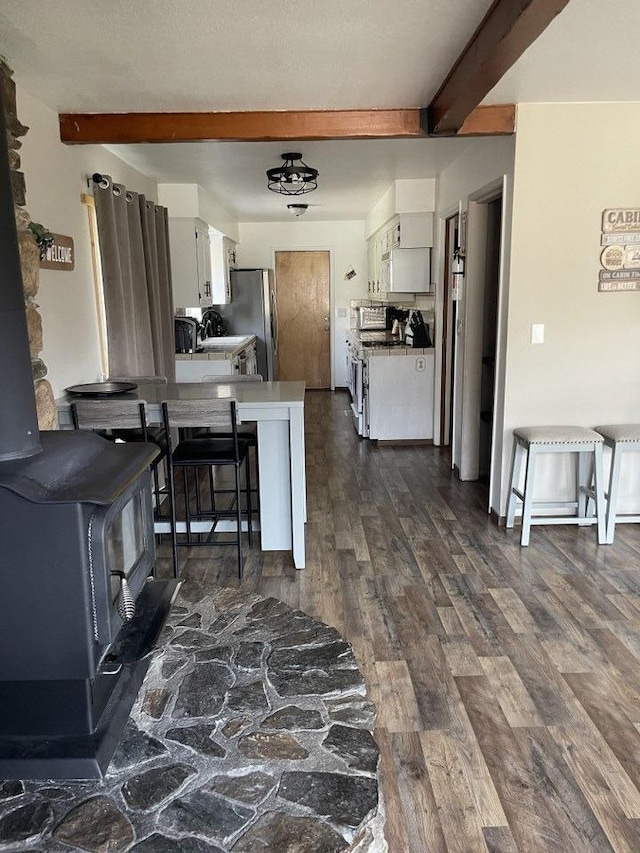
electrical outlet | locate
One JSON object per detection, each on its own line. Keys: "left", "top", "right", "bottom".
{"left": 416, "top": 357, "right": 426, "bottom": 372}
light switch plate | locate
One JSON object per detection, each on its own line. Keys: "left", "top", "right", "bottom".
{"left": 337, "top": 307, "right": 347, "bottom": 318}
{"left": 531, "top": 323, "right": 545, "bottom": 344}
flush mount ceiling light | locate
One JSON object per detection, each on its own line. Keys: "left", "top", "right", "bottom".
{"left": 267, "top": 152, "right": 318, "bottom": 195}
{"left": 287, "top": 204, "right": 308, "bottom": 217}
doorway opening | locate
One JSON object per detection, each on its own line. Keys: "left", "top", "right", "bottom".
{"left": 449, "top": 182, "right": 505, "bottom": 511}
{"left": 478, "top": 198, "right": 502, "bottom": 488}
{"left": 274, "top": 250, "right": 331, "bottom": 389}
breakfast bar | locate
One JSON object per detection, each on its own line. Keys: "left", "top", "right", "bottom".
{"left": 57, "top": 381, "right": 307, "bottom": 569}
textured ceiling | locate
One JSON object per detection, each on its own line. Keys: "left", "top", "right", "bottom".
{"left": 0, "top": 0, "right": 492, "bottom": 112}
{"left": 1, "top": 0, "right": 635, "bottom": 222}
{"left": 487, "top": 0, "right": 640, "bottom": 104}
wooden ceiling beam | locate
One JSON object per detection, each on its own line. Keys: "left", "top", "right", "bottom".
{"left": 59, "top": 104, "right": 515, "bottom": 144}
{"left": 59, "top": 109, "right": 426, "bottom": 144}
{"left": 421, "top": 103, "right": 515, "bottom": 136}
{"left": 428, "top": 0, "right": 570, "bottom": 136}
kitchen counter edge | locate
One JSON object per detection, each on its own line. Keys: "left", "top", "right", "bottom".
{"left": 176, "top": 335, "right": 256, "bottom": 361}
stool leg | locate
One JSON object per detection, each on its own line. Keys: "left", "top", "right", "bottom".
{"left": 235, "top": 463, "right": 244, "bottom": 580}
{"left": 183, "top": 467, "right": 192, "bottom": 548}
{"left": 576, "top": 451, "right": 591, "bottom": 520}
{"left": 245, "top": 455, "right": 253, "bottom": 546}
{"left": 166, "top": 459, "right": 179, "bottom": 579}
{"left": 506, "top": 439, "right": 523, "bottom": 529}
{"left": 592, "top": 442, "right": 607, "bottom": 545}
{"left": 520, "top": 445, "right": 538, "bottom": 546}
{"left": 194, "top": 465, "right": 203, "bottom": 543}
{"left": 604, "top": 441, "right": 622, "bottom": 544}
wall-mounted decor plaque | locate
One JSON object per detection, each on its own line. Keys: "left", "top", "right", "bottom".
{"left": 40, "top": 234, "right": 75, "bottom": 271}
{"left": 599, "top": 210, "right": 640, "bottom": 291}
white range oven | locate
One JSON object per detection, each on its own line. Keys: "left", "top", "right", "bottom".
{"left": 347, "top": 343, "right": 368, "bottom": 437}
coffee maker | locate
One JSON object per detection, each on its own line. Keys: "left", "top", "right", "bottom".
{"left": 201, "top": 309, "right": 227, "bottom": 338}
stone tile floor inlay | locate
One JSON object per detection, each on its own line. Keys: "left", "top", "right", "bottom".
{"left": 0, "top": 584, "right": 386, "bottom": 852}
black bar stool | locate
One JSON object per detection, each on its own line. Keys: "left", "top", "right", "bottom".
{"left": 161, "top": 398, "right": 253, "bottom": 580}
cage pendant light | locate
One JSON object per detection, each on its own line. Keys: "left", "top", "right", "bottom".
{"left": 266, "top": 152, "right": 318, "bottom": 195}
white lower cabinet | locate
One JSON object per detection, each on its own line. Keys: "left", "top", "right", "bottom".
{"left": 367, "top": 353, "right": 434, "bottom": 440}
{"left": 175, "top": 340, "right": 259, "bottom": 382}
{"left": 175, "top": 359, "right": 234, "bottom": 381}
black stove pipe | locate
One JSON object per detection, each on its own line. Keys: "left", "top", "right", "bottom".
{"left": 0, "top": 89, "right": 41, "bottom": 461}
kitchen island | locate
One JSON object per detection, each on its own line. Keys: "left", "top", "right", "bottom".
{"left": 176, "top": 335, "right": 257, "bottom": 380}
{"left": 57, "top": 381, "right": 306, "bottom": 568}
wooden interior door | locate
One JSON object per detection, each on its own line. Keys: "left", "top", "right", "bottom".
{"left": 275, "top": 251, "right": 330, "bottom": 388}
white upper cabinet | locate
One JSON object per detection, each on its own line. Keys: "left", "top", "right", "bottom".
{"left": 168, "top": 217, "right": 212, "bottom": 310}
{"left": 209, "top": 233, "right": 237, "bottom": 304}
{"left": 367, "top": 213, "right": 433, "bottom": 299}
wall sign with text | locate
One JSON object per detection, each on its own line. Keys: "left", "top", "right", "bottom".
{"left": 599, "top": 210, "right": 640, "bottom": 291}
{"left": 40, "top": 234, "right": 75, "bottom": 271}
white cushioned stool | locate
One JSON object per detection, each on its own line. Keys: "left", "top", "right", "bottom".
{"left": 593, "top": 424, "right": 640, "bottom": 544}
{"left": 506, "top": 426, "right": 606, "bottom": 546}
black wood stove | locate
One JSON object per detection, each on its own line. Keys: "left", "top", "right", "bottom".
{"left": 0, "top": 432, "right": 179, "bottom": 779}
{"left": 0, "top": 89, "right": 178, "bottom": 780}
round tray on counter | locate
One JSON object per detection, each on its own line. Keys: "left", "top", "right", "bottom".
{"left": 65, "top": 382, "right": 138, "bottom": 397}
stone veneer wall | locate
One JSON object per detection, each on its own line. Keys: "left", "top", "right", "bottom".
{"left": 1, "top": 60, "right": 57, "bottom": 430}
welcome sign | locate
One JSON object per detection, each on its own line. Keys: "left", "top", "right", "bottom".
{"left": 40, "top": 234, "right": 75, "bottom": 271}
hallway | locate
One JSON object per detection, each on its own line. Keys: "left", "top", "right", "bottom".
{"left": 159, "top": 390, "right": 640, "bottom": 852}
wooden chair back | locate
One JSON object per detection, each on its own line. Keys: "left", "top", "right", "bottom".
{"left": 161, "top": 398, "right": 239, "bottom": 430}
{"left": 70, "top": 399, "right": 148, "bottom": 431}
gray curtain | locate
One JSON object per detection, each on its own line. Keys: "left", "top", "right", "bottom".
{"left": 93, "top": 176, "right": 175, "bottom": 382}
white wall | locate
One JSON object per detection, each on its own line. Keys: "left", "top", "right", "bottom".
{"left": 157, "top": 183, "right": 239, "bottom": 242}
{"left": 197, "top": 186, "right": 239, "bottom": 243}
{"left": 435, "top": 136, "right": 516, "bottom": 512}
{"left": 237, "top": 220, "right": 368, "bottom": 387}
{"left": 502, "top": 102, "right": 640, "bottom": 514}
{"left": 156, "top": 184, "right": 198, "bottom": 217}
{"left": 17, "top": 86, "right": 157, "bottom": 397}
{"left": 366, "top": 178, "right": 436, "bottom": 238}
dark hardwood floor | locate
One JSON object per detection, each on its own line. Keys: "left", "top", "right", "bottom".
{"left": 157, "top": 390, "right": 640, "bottom": 853}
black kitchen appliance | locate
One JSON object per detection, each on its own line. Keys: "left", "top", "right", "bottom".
{"left": 175, "top": 316, "right": 201, "bottom": 353}
{"left": 405, "top": 310, "right": 432, "bottom": 348}
{"left": 386, "top": 306, "right": 409, "bottom": 331}
{"left": 201, "top": 308, "right": 227, "bottom": 338}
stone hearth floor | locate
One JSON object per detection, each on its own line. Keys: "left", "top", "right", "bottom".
{"left": 0, "top": 584, "right": 385, "bottom": 853}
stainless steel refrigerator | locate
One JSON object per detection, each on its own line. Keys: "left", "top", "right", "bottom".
{"left": 222, "top": 269, "right": 278, "bottom": 380}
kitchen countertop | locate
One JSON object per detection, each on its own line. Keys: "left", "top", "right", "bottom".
{"left": 176, "top": 334, "right": 256, "bottom": 361}
{"left": 347, "top": 329, "right": 434, "bottom": 357}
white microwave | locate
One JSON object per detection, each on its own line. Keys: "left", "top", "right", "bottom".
{"left": 381, "top": 248, "right": 432, "bottom": 293}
